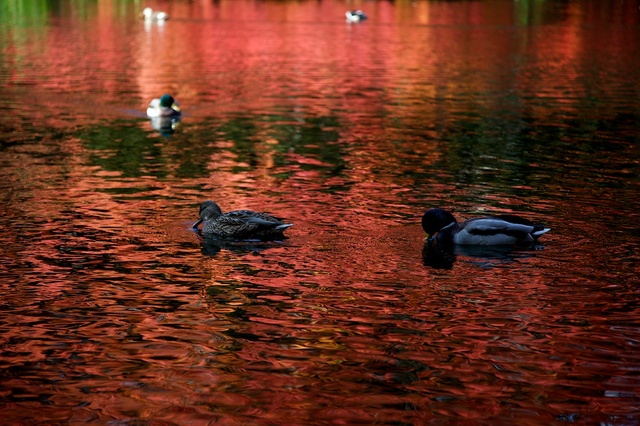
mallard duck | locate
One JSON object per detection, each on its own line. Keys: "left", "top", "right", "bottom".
{"left": 422, "top": 208, "right": 550, "bottom": 246}
{"left": 345, "top": 10, "right": 367, "bottom": 22}
{"left": 146, "top": 94, "right": 181, "bottom": 118}
{"left": 140, "top": 7, "right": 169, "bottom": 21}
{"left": 192, "top": 200, "right": 293, "bottom": 240}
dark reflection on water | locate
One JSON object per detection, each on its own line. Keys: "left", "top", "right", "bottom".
{"left": 1, "top": 0, "right": 640, "bottom": 424}
{"left": 421, "top": 243, "right": 544, "bottom": 270}
{"left": 195, "top": 230, "right": 291, "bottom": 257}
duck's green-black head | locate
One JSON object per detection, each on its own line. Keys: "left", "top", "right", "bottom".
{"left": 422, "top": 208, "right": 457, "bottom": 239}
{"left": 159, "top": 94, "right": 175, "bottom": 108}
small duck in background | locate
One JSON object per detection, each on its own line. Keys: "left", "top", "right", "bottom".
{"left": 422, "top": 208, "right": 550, "bottom": 246}
{"left": 345, "top": 10, "right": 367, "bottom": 22}
{"left": 140, "top": 7, "right": 169, "bottom": 21}
{"left": 192, "top": 200, "right": 293, "bottom": 240}
{"left": 146, "top": 94, "right": 181, "bottom": 118}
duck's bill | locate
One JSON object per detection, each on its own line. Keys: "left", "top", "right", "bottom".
{"left": 172, "top": 103, "right": 181, "bottom": 112}
{"left": 425, "top": 234, "right": 440, "bottom": 248}
{"left": 192, "top": 219, "right": 202, "bottom": 229}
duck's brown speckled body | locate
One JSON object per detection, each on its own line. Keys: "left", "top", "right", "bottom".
{"left": 192, "top": 200, "right": 293, "bottom": 240}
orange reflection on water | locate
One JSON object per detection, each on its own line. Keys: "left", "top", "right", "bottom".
{"left": 1, "top": 1, "right": 639, "bottom": 424}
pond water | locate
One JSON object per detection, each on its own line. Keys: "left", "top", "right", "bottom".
{"left": 1, "top": 0, "right": 639, "bottom": 424}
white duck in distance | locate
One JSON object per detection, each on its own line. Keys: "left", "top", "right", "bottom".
{"left": 140, "top": 7, "right": 169, "bottom": 21}
{"left": 146, "top": 94, "right": 181, "bottom": 118}
{"left": 422, "top": 208, "right": 550, "bottom": 246}
{"left": 345, "top": 10, "right": 367, "bottom": 22}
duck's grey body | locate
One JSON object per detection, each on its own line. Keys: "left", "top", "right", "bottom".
{"left": 422, "top": 208, "right": 550, "bottom": 246}
{"left": 192, "top": 200, "right": 293, "bottom": 240}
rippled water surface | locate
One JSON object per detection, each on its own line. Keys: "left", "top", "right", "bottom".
{"left": 1, "top": 0, "right": 639, "bottom": 424}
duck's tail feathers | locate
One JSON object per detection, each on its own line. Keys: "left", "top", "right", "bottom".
{"left": 275, "top": 223, "right": 294, "bottom": 231}
{"left": 532, "top": 227, "right": 550, "bottom": 238}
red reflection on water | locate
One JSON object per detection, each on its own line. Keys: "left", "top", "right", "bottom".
{"left": 1, "top": 1, "right": 640, "bottom": 425}
{"left": 3, "top": 0, "right": 638, "bottom": 127}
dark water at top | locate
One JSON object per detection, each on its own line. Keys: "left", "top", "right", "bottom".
{"left": 1, "top": 0, "right": 639, "bottom": 424}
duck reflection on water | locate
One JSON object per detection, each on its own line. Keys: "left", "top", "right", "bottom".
{"left": 422, "top": 240, "right": 544, "bottom": 269}
{"left": 149, "top": 116, "right": 181, "bottom": 136}
{"left": 198, "top": 237, "right": 286, "bottom": 257}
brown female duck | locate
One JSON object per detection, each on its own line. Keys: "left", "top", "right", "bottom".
{"left": 192, "top": 200, "right": 293, "bottom": 240}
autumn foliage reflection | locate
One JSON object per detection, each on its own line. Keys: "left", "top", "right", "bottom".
{"left": 0, "top": 0, "right": 639, "bottom": 424}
